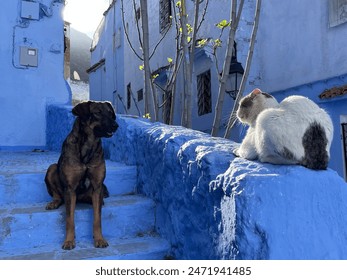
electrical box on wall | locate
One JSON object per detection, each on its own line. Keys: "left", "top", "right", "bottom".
{"left": 21, "top": 1, "right": 40, "bottom": 20}
{"left": 20, "top": 46, "right": 38, "bottom": 67}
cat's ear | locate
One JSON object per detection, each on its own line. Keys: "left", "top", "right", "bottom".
{"left": 251, "top": 88, "right": 262, "bottom": 95}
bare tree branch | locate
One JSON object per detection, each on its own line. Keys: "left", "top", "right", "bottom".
{"left": 139, "top": 0, "right": 155, "bottom": 117}
{"left": 190, "top": 0, "right": 200, "bottom": 64}
{"left": 150, "top": 22, "right": 172, "bottom": 59}
{"left": 212, "top": 28, "right": 226, "bottom": 75}
{"left": 236, "top": 0, "right": 245, "bottom": 24}
{"left": 168, "top": 14, "right": 184, "bottom": 125}
{"left": 196, "top": 0, "right": 209, "bottom": 34}
{"left": 132, "top": 0, "right": 143, "bottom": 49}
{"left": 180, "top": 0, "right": 193, "bottom": 128}
{"left": 120, "top": 0, "right": 143, "bottom": 60}
{"left": 224, "top": 0, "right": 262, "bottom": 138}
{"left": 211, "top": 0, "right": 238, "bottom": 136}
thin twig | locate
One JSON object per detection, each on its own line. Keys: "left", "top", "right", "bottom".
{"left": 189, "top": 0, "right": 200, "bottom": 73}
{"left": 211, "top": 0, "right": 238, "bottom": 136}
{"left": 236, "top": 0, "right": 245, "bottom": 25}
{"left": 150, "top": 22, "right": 172, "bottom": 59}
{"left": 196, "top": 0, "right": 209, "bottom": 34}
{"left": 120, "top": 0, "right": 143, "bottom": 60}
{"left": 133, "top": 0, "right": 143, "bottom": 49}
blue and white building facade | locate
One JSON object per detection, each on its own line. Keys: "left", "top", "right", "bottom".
{"left": 88, "top": 0, "right": 258, "bottom": 132}
{"left": 89, "top": 0, "right": 347, "bottom": 179}
{"left": 0, "top": 0, "right": 70, "bottom": 149}
{"left": 258, "top": 0, "right": 347, "bottom": 179}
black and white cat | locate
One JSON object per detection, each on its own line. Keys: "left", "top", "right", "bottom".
{"left": 233, "top": 88, "right": 334, "bottom": 170}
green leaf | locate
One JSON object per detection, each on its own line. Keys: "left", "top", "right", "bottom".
{"left": 143, "top": 113, "right": 151, "bottom": 119}
{"left": 167, "top": 57, "right": 173, "bottom": 63}
{"left": 139, "top": 64, "right": 144, "bottom": 71}
{"left": 214, "top": 38, "right": 222, "bottom": 47}
{"left": 216, "top": 19, "right": 231, "bottom": 29}
{"left": 197, "top": 38, "right": 208, "bottom": 47}
{"left": 176, "top": 1, "right": 181, "bottom": 8}
{"left": 186, "top": 23, "right": 193, "bottom": 34}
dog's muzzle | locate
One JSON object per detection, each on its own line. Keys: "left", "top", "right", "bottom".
{"left": 106, "top": 122, "right": 118, "bottom": 137}
{"left": 94, "top": 121, "right": 118, "bottom": 138}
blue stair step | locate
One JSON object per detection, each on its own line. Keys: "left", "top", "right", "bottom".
{"left": 0, "top": 195, "right": 156, "bottom": 251}
{"left": 0, "top": 151, "right": 170, "bottom": 260}
{"left": 0, "top": 236, "right": 169, "bottom": 260}
{"left": 0, "top": 151, "right": 137, "bottom": 205}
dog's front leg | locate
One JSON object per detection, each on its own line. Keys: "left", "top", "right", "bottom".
{"left": 63, "top": 188, "right": 77, "bottom": 250}
{"left": 92, "top": 185, "right": 108, "bottom": 248}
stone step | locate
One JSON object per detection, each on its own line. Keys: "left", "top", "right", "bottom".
{"left": 0, "top": 235, "right": 169, "bottom": 260}
{"left": 0, "top": 151, "right": 170, "bottom": 260}
{"left": 0, "top": 195, "right": 155, "bottom": 250}
{"left": 0, "top": 151, "right": 137, "bottom": 205}
{"left": 104, "top": 162, "right": 137, "bottom": 195}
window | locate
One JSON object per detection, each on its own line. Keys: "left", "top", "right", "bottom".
{"left": 127, "top": 83, "right": 131, "bottom": 110}
{"left": 136, "top": 7, "right": 141, "bottom": 21}
{"left": 159, "top": 0, "right": 172, "bottom": 33}
{"left": 137, "top": 88, "right": 143, "bottom": 102}
{"left": 113, "top": 28, "right": 122, "bottom": 50}
{"left": 197, "top": 70, "right": 212, "bottom": 116}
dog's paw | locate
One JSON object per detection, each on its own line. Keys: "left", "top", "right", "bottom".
{"left": 62, "top": 240, "right": 76, "bottom": 250}
{"left": 94, "top": 238, "right": 109, "bottom": 248}
{"left": 45, "top": 200, "right": 62, "bottom": 210}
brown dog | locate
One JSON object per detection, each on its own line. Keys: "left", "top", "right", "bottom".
{"left": 45, "top": 101, "right": 118, "bottom": 250}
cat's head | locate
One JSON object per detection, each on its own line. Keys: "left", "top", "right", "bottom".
{"left": 237, "top": 88, "right": 279, "bottom": 126}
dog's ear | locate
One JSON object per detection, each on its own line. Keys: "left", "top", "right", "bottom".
{"left": 72, "top": 101, "right": 92, "bottom": 119}
{"left": 105, "top": 102, "right": 115, "bottom": 115}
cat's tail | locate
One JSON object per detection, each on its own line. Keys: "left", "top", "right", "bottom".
{"left": 301, "top": 122, "right": 329, "bottom": 170}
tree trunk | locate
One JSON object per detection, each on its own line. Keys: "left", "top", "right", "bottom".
{"left": 211, "top": 0, "right": 238, "bottom": 137}
{"left": 180, "top": 0, "right": 193, "bottom": 128}
{"left": 140, "top": 0, "right": 158, "bottom": 120}
{"left": 168, "top": 53, "right": 183, "bottom": 125}
{"left": 224, "top": 0, "right": 262, "bottom": 138}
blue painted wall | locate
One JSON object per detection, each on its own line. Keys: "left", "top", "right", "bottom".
{"left": 270, "top": 75, "right": 347, "bottom": 179}
{"left": 89, "top": 1, "right": 125, "bottom": 109}
{"left": 46, "top": 104, "right": 74, "bottom": 151}
{"left": 257, "top": 0, "right": 347, "bottom": 93}
{"left": 254, "top": 0, "right": 347, "bottom": 179}
{"left": 46, "top": 105, "right": 347, "bottom": 259}
{"left": 0, "top": 0, "right": 70, "bottom": 149}
{"left": 106, "top": 115, "right": 347, "bottom": 259}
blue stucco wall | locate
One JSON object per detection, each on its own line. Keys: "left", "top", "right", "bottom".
{"left": 0, "top": 0, "right": 69, "bottom": 148}
{"left": 258, "top": 0, "right": 347, "bottom": 93}
{"left": 89, "top": 1, "right": 125, "bottom": 108}
{"left": 46, "top": 104, "right": 74, "bottom": 152}
{"left": 47, "top": 105, "right": 347, "bottom": 259}
{"left": 271, "top": 73, "right": 347, "bottom": 179}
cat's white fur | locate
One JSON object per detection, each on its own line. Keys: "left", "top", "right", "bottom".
{"left": 234, "top": 89, "right": 334, "bottom": 169}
